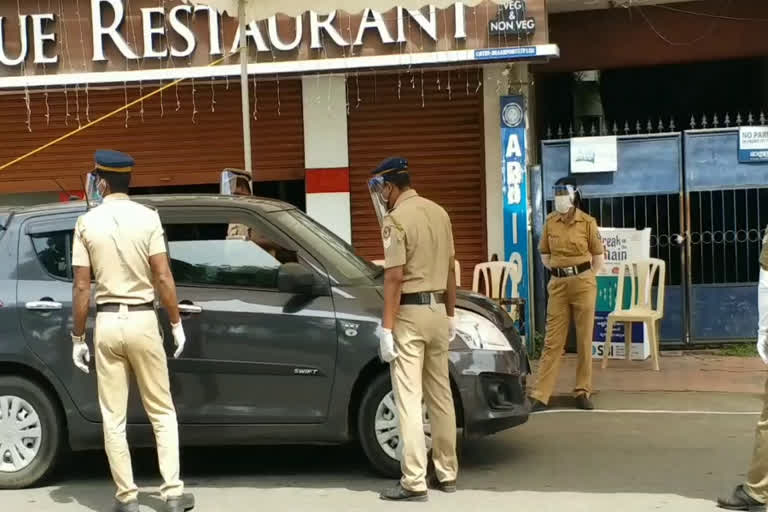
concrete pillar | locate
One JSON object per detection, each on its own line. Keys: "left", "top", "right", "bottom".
{"left": 483, "top": 64, "right": 506, "bottom": 262}
{"left": 301, "top": 74, "right": 351, "bottom": 243}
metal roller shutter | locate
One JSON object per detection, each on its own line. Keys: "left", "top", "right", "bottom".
{"left": 347, "top": 70, "right": 486, "bottom": 288}
{"left": 0, "top": 79, "right": 304, "bottom": 194}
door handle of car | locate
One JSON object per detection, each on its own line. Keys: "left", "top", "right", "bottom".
{"left": 26, "top": 301, "right": 63, "bottom": 311}
{"left": 178, "top": 303, "right": 202, "bottom": 314}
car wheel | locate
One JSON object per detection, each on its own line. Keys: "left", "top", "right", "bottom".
{"left": 0, "top": 376, "right": 62, "bottom": 489}
{"left": 358, "top": 372, "right": 431, "bottom": 478}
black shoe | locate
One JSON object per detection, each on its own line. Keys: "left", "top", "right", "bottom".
{"left": 529, "top": 398, "right": 547, "bottom": 412}
{"left": 427, "top": 475, "right": 457, "bottom": 493}
{"left": 380, "top": 483, "right": 428, "bottom": 502}
{"left": 165, "top": 493, "right": 195, "bottom": 512}
{"left": 717, "top": 485, "right": 766, "bottom": 511}
{"left": 113, "top": 501, "right": 139, "bottom": 512}
{"left": 576, "top": 394, "right": 595, "bottom": 410}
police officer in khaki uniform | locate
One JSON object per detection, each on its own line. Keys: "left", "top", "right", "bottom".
{"left": 718, "top": 231, "right": 768, "bottom": 510}
{"left": 369, "top": 158, "right": 458, "bottom": 502}
{"left": 223, "top": 167, "right": 255, "bottom": 240}
{"left": 530, "top": 178, "right": 604, "bottom": 411}
{"left": 70, "top": 150, "right": 194, "bottom": 512}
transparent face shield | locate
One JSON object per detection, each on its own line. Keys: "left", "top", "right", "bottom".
{"left": 368, "top": 175, "right": 390, "bottom": 227}
{"left": 220, "top": 170, "right": 252, "bottom": 196}
{"left": 553, "top": 183, "right": 577, "bottom": 214}
{"left": 85, "top": 172, "right": 103, "bottom": 205}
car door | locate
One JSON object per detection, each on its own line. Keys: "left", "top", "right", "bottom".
{"left": 16, "top": 213, "right": 148, "bottom": 424}
{"left": 157, "top": 206, "right": 338, "bottom": 424}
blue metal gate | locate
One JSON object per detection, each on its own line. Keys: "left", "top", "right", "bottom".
{"left": 538, "top": 127, "right": 768, "bottom": 344}
{"left": 538, "top": 134, "right": 686, "bottom": 344}
{"left": 684, "top": 129, "right": 768, "bottom": 342}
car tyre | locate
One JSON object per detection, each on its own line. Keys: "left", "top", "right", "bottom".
{"left": 0, "top": 376, "right": 62, "bottom": 489}
{"left": 358, "top": 372, "right": 401, "bottom": 478}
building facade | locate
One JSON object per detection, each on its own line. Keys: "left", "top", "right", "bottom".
{"left": 0, "top": 0, "right": 553, "bottom": 286}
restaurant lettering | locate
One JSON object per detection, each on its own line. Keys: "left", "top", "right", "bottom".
{"left": 0, "top": 0, "right": 472, "bottom": 67}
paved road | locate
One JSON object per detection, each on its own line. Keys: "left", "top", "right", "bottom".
{"left": 3, "top": 392, "right": 764, "bottom": 511}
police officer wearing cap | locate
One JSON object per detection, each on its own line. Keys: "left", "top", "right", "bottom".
{"left": 530, "top": 177, "right": 604, "bottom": 412}
{"left": 70, "top": 150, "right": 194, "bottom": 512}
{"left": 369, "top": 157, "right": 459, "bottom": 502}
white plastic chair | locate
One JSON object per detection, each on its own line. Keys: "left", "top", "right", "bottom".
{"left": 602, "top": 258, "right": 666, "bottom": 371}
{"left": 472, "top": 256, "right": 523, "bottom": 300}
{"left": 371, "top": 259, "right": 461, "bottom": 287}
{"left": 472, "top": 257, "right": 524, "bottom": 320}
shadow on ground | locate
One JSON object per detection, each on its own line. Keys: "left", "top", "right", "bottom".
{"left": 47, "top": 393, "right": 759, "bottom": 511}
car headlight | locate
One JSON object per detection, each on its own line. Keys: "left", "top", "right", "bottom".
{"left": 451, "top": 309, "right": 513, "bottom": 352}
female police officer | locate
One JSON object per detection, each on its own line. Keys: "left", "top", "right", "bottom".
{"left": 530, "top": 178, "right": 604, "bottom": 411}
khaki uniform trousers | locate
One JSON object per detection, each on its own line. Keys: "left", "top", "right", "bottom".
{"left": 94, "top": 307, "right": 183, "bottom": 503}
{"left": 531, "top": 270, "right": 597, "bottom": 405}
{"left": 390, "top": 303, "right": 458, "bottom": 492}
{"left": 745, "top": 380, "right": 768, "bottom": 502}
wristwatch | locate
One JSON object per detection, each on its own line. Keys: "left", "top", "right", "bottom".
{"left": 71, "top": 332, "right": 86, "bottom": 343}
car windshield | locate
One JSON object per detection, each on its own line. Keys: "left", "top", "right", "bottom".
{"left": 269, "top": 209, "right": 382, "bottom": 285}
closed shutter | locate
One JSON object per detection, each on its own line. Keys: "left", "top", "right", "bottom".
{"left": 0, "top": 79, "right": 303, "bottom": 193}
{"left": 348, "top": 70, "right": 486, "bottom": 288}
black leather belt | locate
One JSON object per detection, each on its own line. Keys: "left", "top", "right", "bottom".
{"left": 400, "top": 292, "right": 445, "bottom": 306}
{"left": 550, "top": 262, "right": 592, "bottom": 278}
{"left": 96, "top": 302, "right": 154, "bottom": 313}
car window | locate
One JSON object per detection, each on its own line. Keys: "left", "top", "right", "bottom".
{"left": 30, "top": 231, "right": 73, "bottom": 280}
{"left": 268, "top": 209, "right": 380, "bottom": 285}
{"left": 165, "top": 222, "right": 301, "bottom": 289}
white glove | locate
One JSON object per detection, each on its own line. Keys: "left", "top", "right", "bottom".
{"left": 758, "top": 335, "right": 768, "bottom": 365}
{"left": 376, "top": 326, "right": 399, "bottom": 363}
{"left": 171, "top": 321, "right": 186, "bottom": 359}
{"left": 448, "top": 316, "right": 456, "bottom": 341}
{"left": 72, "top": 342, "right": 90, "bottom": 374}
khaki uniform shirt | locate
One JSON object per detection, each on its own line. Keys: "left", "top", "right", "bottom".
{"left": 539, "top": 209, "right": 603, "bottom": 268}
{"left": 227, "top": 223, "right": 251, "bottom": 240}
{"left": 382, "top": 189, "right": 455, "bottom": 294}
{"left": 761, "top": 227, "right": 768, "bottom": 270}
{"left": 72, "top": 193, "right": 167, "bottom": 305}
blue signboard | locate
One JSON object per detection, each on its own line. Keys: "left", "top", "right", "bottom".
{"left": 501, "top": 95, "right": 531, "bottom": 341}
{"left": 738, "top": 126, "right": 768, "bottom": 163}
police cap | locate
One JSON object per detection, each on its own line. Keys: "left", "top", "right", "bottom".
{"left": 371, "top": 157, "right": 408, "bottom": 181}
{"left": 94, "top": 150, "right": 134, "bottom": 173}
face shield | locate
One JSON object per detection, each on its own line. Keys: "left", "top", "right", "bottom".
{"left": 220, "top": 170, "right": 252, "bottom": 196}
{"left": 85, "top": 172, "right": 103, "bottom": 205}
{"left": 368, "top": 175, "right": 390, "bottom": 227}
{"left": 553, "top": 183, "right": 578, "bottom": 214}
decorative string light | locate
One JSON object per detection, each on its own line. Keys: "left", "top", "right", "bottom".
{"left": 40, "top": 0, "right": 51, "bottom": 125}
{"left": 420, "top": 68, "right": 425, "bottom": 107}
{"left": 124, "top": 81, "right": 129, "bottom": 127}
{"left": 355, "top": 70, "right": 361, "bottom": 109}
{"left": 58, "top": 0, "right": 71, "bottom": 125}
{"left": 253, "top": 74, "right": 258, "bottom": 120}
{"left": 126, "top": 0, "right": 144, "bottom": 122}
{"left": 74, "top": 0, "right": 90, "bottom": 122}
{"left": 16, "top": 0, "right": 31, "bottom": 132}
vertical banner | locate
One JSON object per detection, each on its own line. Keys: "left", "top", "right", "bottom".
{"left": 591, "top": 227, "right": 652, "bottom": 360}
{"left": 500, "top": 95, "right": 532, "bottom": 343}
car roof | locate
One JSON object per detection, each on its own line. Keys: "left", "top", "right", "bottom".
{"left": 3, "top": 194, "right": 295, "bottom": 220}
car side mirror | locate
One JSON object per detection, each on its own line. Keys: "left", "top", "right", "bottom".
{"left": 277, "top": 263, "right": 322, "bottom": 296}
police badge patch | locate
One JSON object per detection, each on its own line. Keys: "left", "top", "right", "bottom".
{"left": 382, "top": 226, "right": 392, "bottom": 249}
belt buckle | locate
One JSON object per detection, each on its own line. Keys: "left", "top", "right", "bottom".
{"left": 563, "top": 267, "right": 575, "bottom": 277}
{"left": 419, "top": 292, "right": 430, "bottom": 304}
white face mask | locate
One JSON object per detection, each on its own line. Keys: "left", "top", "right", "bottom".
{"left": 554, "top": 195, "right": 573, "bottom": 214}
